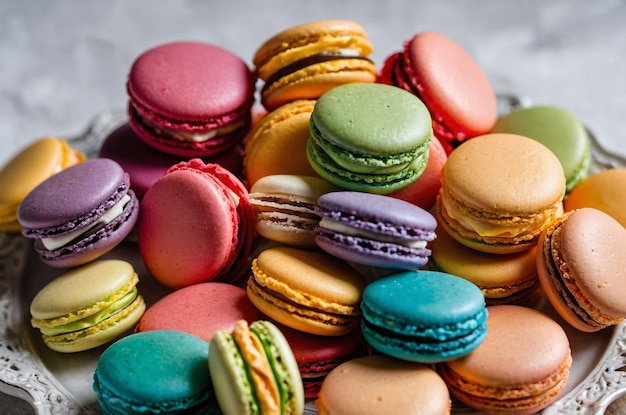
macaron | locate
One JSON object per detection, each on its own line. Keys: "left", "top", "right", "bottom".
{"left": 134, "top": 282, "right": 262, "bottom": 342}
{"left": 0, "top": 137, "right": 86, "bottom": 233}
{"left": 429, "top": 226, "right": 541, "bottom": 306}
{"left": 491, "top": 105, "right": 591, "bottom": 193}
{"left": 93, "top": 330, "right": 214, "bottom": 414}
{"left": 378, "top": 31, "right": 497, "bottom": 154}
{"left": 246, "top": 246, "right": 367, "bottom": 336}
{"left": 127, "top": 41, "right": 255, "bottom": 157}
{"left": 388, "top": 134, "right": 447, "bottom": 211}
{"left": 436, "top": 133, "right": 566, "bottom": 254}
{"left": 314, "top": 191, "right": 437, "bottom": 269}
{"left": 249, "top": 174, "right": 338, "bottom": 248}
{"left": 536, "top": 207, "right": 626, "bottom": 332}
{"left": 243, "top": 100, "right": 319, "bottom": 187}
{"left": 564, "top": 168, "right": 626, "bottom": 227}
{"left": 307, "top": 83, "right": 433, "bottom": 194}
{"left": 316, "top": 355, "right": 451, "bottom": 415}
{"left": 208, "top": 319, "right": 304, "bottom": 415}
{"left": 253, "top": 20, "right": 377, "bottom": 111}
{"left": 30, "top": 259, "right": 146, "bottom": 353}
{"left": 360, "top": 269, "right": 487, "bottom": 363}
{"left": 438, "top": 305, "right": 572, "bottom": 414}
{"left": 18, "top": 158, "right": 139, "bottom": 268}
{"left": 98, "top": 123, "right": 245, "bottom": 197}
{"left": 138, "top": 159, "right": 255, "bottom": 289}
{"left": 276, "top": 322, "right": 365, "bottom": 399}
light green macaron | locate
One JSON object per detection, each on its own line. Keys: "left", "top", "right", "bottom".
{"left": 491, "top": 105, "right": 591, "bottom": 193}
{"left": 307, "top": 83, "right": 432, "bottom": 194}
{"left": 208, "top": 319, "right": 304, "bottom": 415}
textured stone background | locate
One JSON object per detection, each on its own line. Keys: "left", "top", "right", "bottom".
{"left": 1, "top": 1, "right": 625, "bottom": 413}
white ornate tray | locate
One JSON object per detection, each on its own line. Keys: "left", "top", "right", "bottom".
{"left": 1, "top": 101, "right": 626, "bottom": 415}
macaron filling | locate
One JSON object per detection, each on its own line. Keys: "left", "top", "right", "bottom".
{"left": 317, "top": 217, "right": 429, "bottom": 249}
{"left": 39, "top": 287, "right": 139, "bottom": 336}
{"left": 40, "top": 194, "right": 131, "bottom": 251}
{"left": 137, "top": 111, "right": 247, "bottom": 143}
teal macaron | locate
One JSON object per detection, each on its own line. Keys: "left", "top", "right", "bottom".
{"left": 361, "top": 270, "right": 488, "bottom": 363}
{"left": 93, "top": 330, "right": 214, "bottom": 414}
{"left": 307, "top": 82, "right": 432, "bottom": 194}
{"left": 491, "top": 105, "right": 591, "bottom": 193}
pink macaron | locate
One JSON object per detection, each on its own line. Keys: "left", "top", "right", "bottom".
{"left": 379, "top": 31, "right": 497, "bottom": 154}
{"left": 135, "top": 282, "right": 262, "bottom": 342}
{"left": 137, "top": 159, "right": 255, "bottom": 289}
{"left": 127, "top": 41, "right": 255, "bottom": 157}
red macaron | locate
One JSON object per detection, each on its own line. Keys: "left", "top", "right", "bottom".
{"left": 379, "top": 31, "right": 497, "bottom": 154}
{"left": 127, "top": 41, "right": 255, "bottom": 157}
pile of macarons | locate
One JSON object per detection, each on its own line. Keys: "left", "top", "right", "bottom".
{"left": 1, "top": 17, "right": 626, "bottom": 415}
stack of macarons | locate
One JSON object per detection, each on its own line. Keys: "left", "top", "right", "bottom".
{"left": 6, "top": 18, "right": 626, "bottom": 415}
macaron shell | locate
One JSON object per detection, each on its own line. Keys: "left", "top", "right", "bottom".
{"left": 316, "top": 355, "right": 451, "bottom": 415}
{"left": 440, "top": 305, "right": 571, "bottom": 413}
{"left": 491, "top": 105, "right": 591, "bottom": 191}
{"left": 405, "top": 31, "right": 497, "bottom": 139}
{"left": 443, "top": 134, "right": 565, "bottom": 214}
{"left": 564, "top": 168, "right": 626, "bottom": 227}
{"left": 94, "top": 331, "right": 212, "bottom": 412}
{"left": 0, "top": 137, "right": 85, "bottom": 232}
{"left": 138, "top": 164, "right": 240, "bottom": 289}
{"left": 128, "top": 41, "right": 254, "bottom": 124}
{"left": 18, "top": 158, "right": 128, "bottom": 231}
{"left": 135, "top": 282, "right": 262, "bottom": 342}
{"left": 243, "top": 100, "right": 318, "bottom": 186}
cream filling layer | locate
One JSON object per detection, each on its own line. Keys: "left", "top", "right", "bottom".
{"left": 318, "top": 217, "right": 428, "bottom": 248}
{"left": 41, "top": 194, "right": 131, "bottom": 251}
{"left": 40, "top": 288, "right": 138, "bottom": 336}
{"left": 142, "top": 116, "right": 245, "bottom": 143}
{"left": 441, "top": 196, "right": 537, "bottom": 238}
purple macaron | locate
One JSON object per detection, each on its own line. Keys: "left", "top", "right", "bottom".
{"left": 18, "top": 158, "right": 139, "bottom": 268}
{"left": 314, "top": 191, "right": 437, "bottom": 269}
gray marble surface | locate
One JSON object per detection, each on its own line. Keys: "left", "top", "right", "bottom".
{"left": 1, "top": 1, "right": 626, "bottom": 414}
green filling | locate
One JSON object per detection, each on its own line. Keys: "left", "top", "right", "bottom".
{"left": 224, "top": 332, "right": 260, "bottom": 415}
{"left": 41, "top": 288, "right": 138, "bottom": 336}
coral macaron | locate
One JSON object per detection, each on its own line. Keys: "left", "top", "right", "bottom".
{"left": 127, "top": 41, "right": 255, "bottom": 157}
{"left": 138, "top": 159, "right": 255, "bottom": 289}
{"left": 537, "top": 208, "right": 626, "bottom": 332}
{"left": 379, "top": 31, "right": 497, "bottom": 154}
{"left": 18, "top": 158, "right": 139, "bottom": 268}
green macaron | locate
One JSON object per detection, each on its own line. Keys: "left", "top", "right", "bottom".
{"left": 208, "top": 319, "right": 304, "bottom": 415}
{"left": 307, "top": 83, "right": 432, "bottom": 194}
{"left": 491, "top": 105, "right": 591, "bottom": 192}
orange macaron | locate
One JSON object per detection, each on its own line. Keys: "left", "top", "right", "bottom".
{"left": 438, "top": 305, "right": 572, "bottom": 414}
{"left": 436, "top": 133, "right": 566, "bottom": 254}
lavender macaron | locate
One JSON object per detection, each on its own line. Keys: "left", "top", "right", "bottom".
{"left": 315, "top": 191, "right": 437, "bottom": 269}
{"left": 18, "top": 158, "right": 139, "bottom": 268}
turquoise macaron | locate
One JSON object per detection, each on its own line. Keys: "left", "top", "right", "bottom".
{"left": 93, "top": 330, "right": 215, "bottom": 414}
{"left": 361, "top": 270, "right": 488, "bottom": 363}
{"left": 307, "top": 83, "right": 432, "bottom": 194}
{"left": 491, "top": 105, "right": 591, "bottom": 193}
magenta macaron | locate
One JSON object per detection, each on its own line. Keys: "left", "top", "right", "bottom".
{"left": 138, "top": 159, "right": 255, "bottom": 290}
{"left": 18, "top": 158, "right": 139, "bottom": 268}
{"left": 99, "top": 123, "right": 244, "bottom": 197}
{"left": 127, "top": 41, "right": 255, "bottom": 157}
